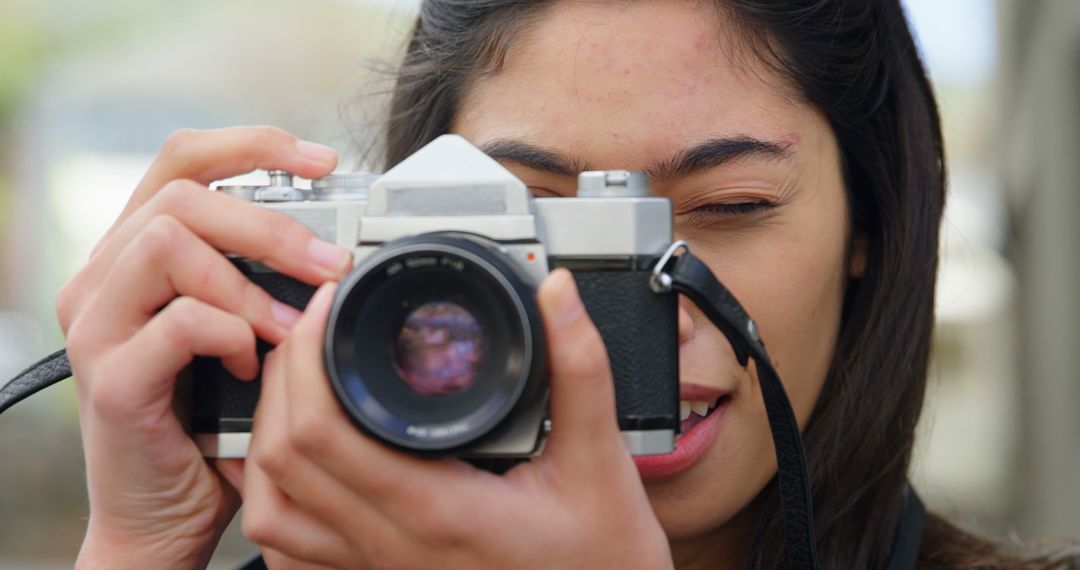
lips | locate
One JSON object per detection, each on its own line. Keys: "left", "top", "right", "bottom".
{"left": 634, "top": 384, "right": 731, "bottom": 479}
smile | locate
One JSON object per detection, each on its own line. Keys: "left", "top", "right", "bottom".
{"left": 634, "top": 389, "right": 732, "bottom": 479}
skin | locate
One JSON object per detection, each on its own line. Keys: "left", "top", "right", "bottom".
{"left": 451, "top": 1, "right": 854, "bottom": 566}
{"left": 56, "top": 126, "right": 351, "bottom": 569}
{"left": 61, "top": 1, "right": 858, "bottom": 568}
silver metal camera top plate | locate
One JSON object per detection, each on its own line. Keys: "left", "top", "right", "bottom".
{"left": 312, "top": 172, "right": 379, "bottom": 201}
{"left": 577, "top": 170, "right": 651, "bottom": 197}
{"left": 533, "top": 197, "right": 672, "bottom": 257}
{"left": 217, "top": 184, "right": 311, "bottom": 202}
{"left": 260, "top": 200, "right": 365, "bottom": 249}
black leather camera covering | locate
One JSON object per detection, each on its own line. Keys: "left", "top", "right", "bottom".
{"left": 190, "top": 265, "right": 316, "bottom": 433}
{"left": 192, "top": 262, "right": 679, "bottom": 435}
{"left": 568, "top": 269, "right": 679, "bottom": 432}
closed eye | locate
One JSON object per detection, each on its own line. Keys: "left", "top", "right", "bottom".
{"left": 688, "top": 201, "right": 775, "bottom": 217}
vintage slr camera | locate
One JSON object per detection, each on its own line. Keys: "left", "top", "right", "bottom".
{"left": 190, "top": 135, "right": 679, "bottom": 460}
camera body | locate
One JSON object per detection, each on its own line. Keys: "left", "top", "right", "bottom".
{"left": 191, "top": 135, "right": 679, "bottom": 460}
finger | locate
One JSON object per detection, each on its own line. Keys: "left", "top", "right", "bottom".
{"left": 242, "top": 459, "right": 355, "bottom": 568}
{"left": 106, "top": 126, "right": 337, "bottom": 241}
{"left": 80, "top": 297, "right": 258, "bottom": 421}
{"left": 216, "top": 459, "right": 245, "bottom": 497}
{"left": 75, "top": 214, "right": 302, "bottom": 348}
{"left": 262, "top": 547, "right": 343, "bottom": 570}
{"left": 61, "top": 181, "right": 352, "bottom": 335}
{"left": 281, "top": 283, "right": 488, "bottom": 517}
{"left": 536, "top": 268, "right": 624, "bottom": 469}
{"left": 247, "top": 365, "right": 360, "bottom": 570}
{"left": 100, "top": 179, "right": 352, "bottom": 284}
{"left": 250, "top": 339, "right": 404, "bottom": 553}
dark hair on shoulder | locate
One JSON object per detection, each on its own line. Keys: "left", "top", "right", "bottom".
{"left": 380, "top": 0, "right": 1077, "bottom": 568}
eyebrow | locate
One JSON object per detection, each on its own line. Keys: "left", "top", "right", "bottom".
{"left": 648, "top": 137, "right": 793, "bottom": 181}
{"left": 479, "top": 139, "right": 589, "bottom": 177}
{"left": 479, "top": 136, "right": 793, "bottom": 182}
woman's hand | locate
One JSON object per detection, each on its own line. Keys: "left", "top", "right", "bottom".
{"left": 56, "top": 126, "right": 353, "bottom": 569}
{"left": 233, "top": 270, "right": 674, "bottom": 570}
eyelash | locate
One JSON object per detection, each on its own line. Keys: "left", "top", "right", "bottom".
{"left": 690, "top": 201, "right": 775, "bottom": 217}
{"left": 529, "top": 189, "right": 775, "bottom": 218}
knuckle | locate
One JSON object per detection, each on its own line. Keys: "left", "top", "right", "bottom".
{"left": 152, "top": 179, "right": 199, "bottom": 214}
{"left": 253, "top": 445, "right": 292, "bottom": 480}
{"left": 158, "top": 297, "right": 201, "bottom": 347}
{"left": 83, "top": 356, "right": 132, "bottom": 419}
{"left": 54, "top": 278, "right": 82, "bottom": 332}
{"left": 137, "top": 214, "right": 185, "bottom": 259}
{"left": 247, "top": 125, "right": 296, "bottom": 149}
{"left": 159, "top": 129, "right": 202, "bottom": 161}
{"left": 195, "top": 254, "right": 220, "bottom": 293}
{"left": 265, "top": 211, "right": 313, "bottom": 257}
{"left": 241, "top": 503, "right": 275, "bottom": 546}
{"left": 64, "top": 315, "right": 88, "bottom": 359}
{"left": 64, "top": 309, "right": 113, "bottom": 374}
{"left": 288, "top": 408, "right": 331, "bottom": 457}
{"left": 239, "top": 274, "right": 272, "bottom": 315}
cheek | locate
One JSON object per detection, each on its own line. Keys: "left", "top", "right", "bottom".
{"left": 647, "top": 217, "right": 847, "bottom": 540}
{"left": 749, "top": 246, "right": 843, "bottom": 425}
{"left": 680, "top": 212, "right": 849, "bottom": 426}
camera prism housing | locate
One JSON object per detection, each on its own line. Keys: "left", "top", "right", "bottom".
{"left": 190, "top": 135, "right": 679, "bottom": 460}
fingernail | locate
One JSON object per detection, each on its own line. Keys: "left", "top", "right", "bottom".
{"left": 548, "top": 269, "right": 585, "bottom": 325}
{"left": 271, "top": 301, "right": 302, "bottom": 328}
{"left": 307, "top": 239, "right": 351, "bottom": 274}
{"left": 310, "top": 282, "right": 337, "bottom": 312}
{"left": 296, "top": 140, "right": 336, "bottom": 163}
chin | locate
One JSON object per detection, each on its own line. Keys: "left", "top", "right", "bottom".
{"left": 641, "top": 453, "right": 753, "bottom": 541}
{"left": 641, "top": 401, "right": 777, "bottom": 544}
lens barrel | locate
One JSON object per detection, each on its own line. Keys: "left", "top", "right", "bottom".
{"left": 324, "top": 233, "right": 546, "bottom": 454}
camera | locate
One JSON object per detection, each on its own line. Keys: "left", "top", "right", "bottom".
{"left": 189, "top": 135, "right": 679, "bottom": 460}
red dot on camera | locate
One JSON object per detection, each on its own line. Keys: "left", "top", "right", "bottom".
{"left": 527, "top": 252, "right": 536, "bottom": 261}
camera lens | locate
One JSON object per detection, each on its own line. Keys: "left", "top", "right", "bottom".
{"left": 392, "top": 301, "right": 485, "bottom": 396}
{"left": 324, "top": 234, "right": 546, "bottom": 454}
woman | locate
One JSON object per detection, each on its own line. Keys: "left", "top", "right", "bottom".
{"left": 56, "top": 0, "right": 1071, "bottom": 568}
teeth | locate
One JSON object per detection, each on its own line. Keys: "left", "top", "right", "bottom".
{"left": 680, "top": 397, "right": 721, "bottom": 420}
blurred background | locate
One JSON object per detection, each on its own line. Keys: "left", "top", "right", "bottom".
{"left": 0, "top": 0, "right": 1076, "bottom": 567}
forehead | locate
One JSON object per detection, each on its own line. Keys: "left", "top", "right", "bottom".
{"left": 453, "top": 0, "right": 810, "bottom": 166}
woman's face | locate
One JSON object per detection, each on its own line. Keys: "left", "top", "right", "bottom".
{"left": 452, "top": 0, "right": 855, "bottom": 557}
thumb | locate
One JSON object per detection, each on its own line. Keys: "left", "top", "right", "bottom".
{"left": 537, "top": 269, "right": 623, "bottom": 469}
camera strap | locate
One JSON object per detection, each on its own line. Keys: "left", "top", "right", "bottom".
{"left": 651, "top": 241, "right": 821, "bottom": 570}
{"left": 0, "top": 349, "right": 71, "bottom": 415}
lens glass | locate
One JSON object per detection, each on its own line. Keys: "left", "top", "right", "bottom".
{"left": 327, "top": 240, "right": 542, "bottom": 452}
{"left": 392, "top": 301, "right": 485, "bottom": 395}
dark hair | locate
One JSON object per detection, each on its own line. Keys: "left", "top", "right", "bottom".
{"left": 380, "top": 1, "right": 1073, "bottom": 568}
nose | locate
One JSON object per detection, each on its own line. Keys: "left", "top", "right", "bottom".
{"left": 677, "top": 296, "right": 694, "bottom": 345}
